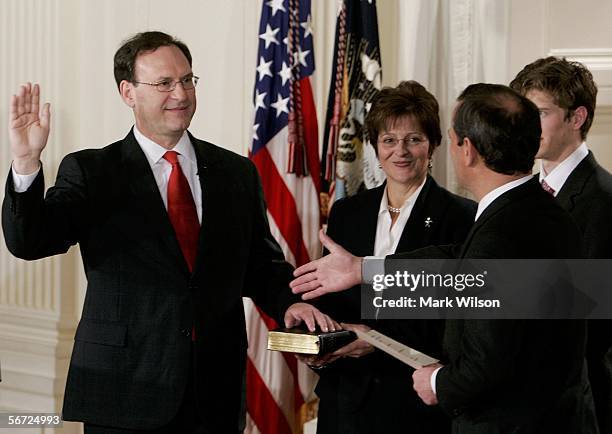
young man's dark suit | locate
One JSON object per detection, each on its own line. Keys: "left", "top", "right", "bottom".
{"left": 412, "top": 178, "right": 597, "bottom": 434}
{"left": 554, "top": 151, "right": 612, "bottom": 432}
{"left": 315, "top": 176, "right": 476, "bottom": 434}
{"left": 2, "top": 130, "right": 299, "bottom": 433}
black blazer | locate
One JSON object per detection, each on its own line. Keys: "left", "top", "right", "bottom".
{"left": 556, "top": 151, "right": 612, "bottom": 258}
{"left": 555, "top": 151, "right": 612, "bottom": 432}
{"left": 434, "top": 178, "right": 597, "bottom": 434}
{"left": 2, "top": 131, "right": 298, "bottom": 433}
{"left": 315, "top": 176, "right": 476, "bottom": 434}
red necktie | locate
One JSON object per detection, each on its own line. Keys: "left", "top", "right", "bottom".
{"left": 541, "top": 179, "right": 556, "bottom": 196}
{"left": 163, "top": 151, "right": 200, "bottom": 272}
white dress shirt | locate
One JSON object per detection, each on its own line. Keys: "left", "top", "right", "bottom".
{"left": 133, "top": 126, "right": 202, "bottom": 223}
{"left": 538, "top": 142, "right": 588, "bottom": 196}
{"left": 11, "top": 164, "right": 39, "bottom": 192}
{"left": 474, "top": 175, "right": 533, "bottom": 221}
{"left": 11, "top": 125, "right": 203, "bottom": 223}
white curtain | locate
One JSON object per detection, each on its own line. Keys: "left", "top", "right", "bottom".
{"left": 385, "top": 0, "right": 510, "bottom": 193}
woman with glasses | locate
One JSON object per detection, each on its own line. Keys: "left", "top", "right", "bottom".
{"left": 313, "top": 81, "right": 476, "bottom": 434}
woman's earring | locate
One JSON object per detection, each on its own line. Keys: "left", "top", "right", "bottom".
{"left": 428, "top": 158, "right": 433, "bottom": 170}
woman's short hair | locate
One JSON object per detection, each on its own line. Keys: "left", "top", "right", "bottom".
{"left": 365, "top": 80, "right": 442, "bottom": 156}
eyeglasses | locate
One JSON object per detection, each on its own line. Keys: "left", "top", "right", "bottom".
{"left": 133, "top": 75, "right": 199, "bottom": 92}
{"left": 378, "top": 134, "right": 429, "bottom": 147}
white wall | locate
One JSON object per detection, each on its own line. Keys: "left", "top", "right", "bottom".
{"left": 1, "top": 1, "right": 612, "bottom": 433}
{"left": 509, "top": 0, "right": 612, "bottom": 171}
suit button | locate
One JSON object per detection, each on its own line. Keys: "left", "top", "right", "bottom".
{"left": 180, "top": 328, "right": 191, "bottom": 337}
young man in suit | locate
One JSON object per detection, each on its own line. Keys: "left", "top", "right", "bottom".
{"left": 510, "top": 57, "right": 612, "bottom": 433}
{"left": 3, "top": 31, "right": 335, "bottom": 434}
{"left": 291, "top": 84, "right": 597, "bottom": 433}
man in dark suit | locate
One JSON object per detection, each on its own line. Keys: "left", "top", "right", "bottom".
{"left": 3, "top": 31, "right": 335, "bottom": 434}
{"left": 511, "top": 57, "right": 612, "bottom": 433}
{"left": 291, "top": 84, "right": 597, "bottom": 433}
{"left": 411, "top": 84, "right": 596, "bottom": 434}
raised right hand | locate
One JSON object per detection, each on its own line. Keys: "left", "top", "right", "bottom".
{"left": 9, "top": 83, "right": 51, "bottom": 174}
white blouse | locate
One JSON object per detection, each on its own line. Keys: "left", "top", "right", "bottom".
{"left": 373, "top": 178, "right": 426, "bottom": 256}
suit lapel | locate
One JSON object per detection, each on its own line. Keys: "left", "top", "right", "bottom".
{"left": 556, "top": 151, "right": 596, "bottom": 212}
{"left": 396, "top": 176, "right": 439, "bottom": 252}
{"left": 459, "top": 177, "right": 538, "bottom": 258}
{"left": 357, "top": 186, "right": 384, "bottom": 255}
{"left": 120, "top": 130, "right": 190, "bottom": 275}
{"left": 190, "top": 135, "right": 225, "bottom": 275}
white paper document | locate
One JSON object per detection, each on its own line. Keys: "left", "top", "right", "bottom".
{"left": 354, "top": 328, "right": 439, "bottom": 369}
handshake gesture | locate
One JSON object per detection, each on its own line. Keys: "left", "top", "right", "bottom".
{"left": 9, "top": 83, "right": 50, "bottom": 174}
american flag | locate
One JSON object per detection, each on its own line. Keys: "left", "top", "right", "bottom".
{"left": 246, "top": 0, "right": 321, "bottom": 432}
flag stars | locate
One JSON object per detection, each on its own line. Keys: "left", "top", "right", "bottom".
{"left": 259, "top": 24, "right": 280, "bottom": 49}
{"left": 271, "top": 94, "right": 290, "bottom": 117}
{"left": 279, "top": 61, "right": 292, "bottom": 86}
{"left": 256, "top": 56, "right": 273, "bottom": 81}
{"left": 254, "top": 90, "right": 267, "bottom": 110}
{"left": 301, "top": 14, "right": 313, "bottom": 38}
{"left": 294, "top": 47, "right": 310, "bottom": 67}
{"left": 253, "top": 123, "right": 260, "bottom": 141}
{"left": 266, "top": 0, "right": 286, "bottom": 17}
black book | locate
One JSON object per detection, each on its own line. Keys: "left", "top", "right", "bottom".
{"left": 267, "top": 327, "right": 357, "bottom": 355}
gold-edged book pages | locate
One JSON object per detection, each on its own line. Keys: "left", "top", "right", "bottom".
{"left": 267, "top": 327, "right": 356, "bottom": 355}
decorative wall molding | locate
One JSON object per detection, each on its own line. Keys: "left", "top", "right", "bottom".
{"left": 548, "top": 48, "right": 612, "bottom": 72}
{"left": 1, "top": 2, "right": 612, "bottom": 433}
{"left": 548, "top": 48, "right": 612, "bottom": 107}
{"left": 0, "top": 3, "right": 85, "bottom": 432}
{"left": 0, "top": 306, "right": 75, "bottom": 411}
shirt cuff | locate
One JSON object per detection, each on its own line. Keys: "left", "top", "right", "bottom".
{"left": 11, "top": 164, "right": 40, "bottom": 193}
{"left": 363, "top": 256, "right": 384, "bottom": 284}
{"left": 430, "top": 366, "right": 442, "bottom": 395}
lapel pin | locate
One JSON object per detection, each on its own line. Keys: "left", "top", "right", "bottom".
{"left": 424, "top": 217, "right": 433, "bottom": 228}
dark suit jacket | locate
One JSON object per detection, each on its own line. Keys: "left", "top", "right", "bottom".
{"left": 2, "top": 131, "right": 298, "bottom": 433}
{"left": 315, "top": 176, "right": 476, "bottom": 434}
{"left": 555, "top": 151, "right": 612, "bottom": 432}
{"left": 431, "top": 178, "right": 597, "bottom": 434}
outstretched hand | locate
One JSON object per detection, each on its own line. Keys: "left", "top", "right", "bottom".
{"left": 290, "top": 229, "right": 363, "bottom": 300}
{"left": 9, "top": 83, "right": 50, "bottom": 174}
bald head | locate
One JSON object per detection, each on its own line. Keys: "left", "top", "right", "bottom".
{"left": 452, "top": 83, "right": 541, "bottom": 175}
